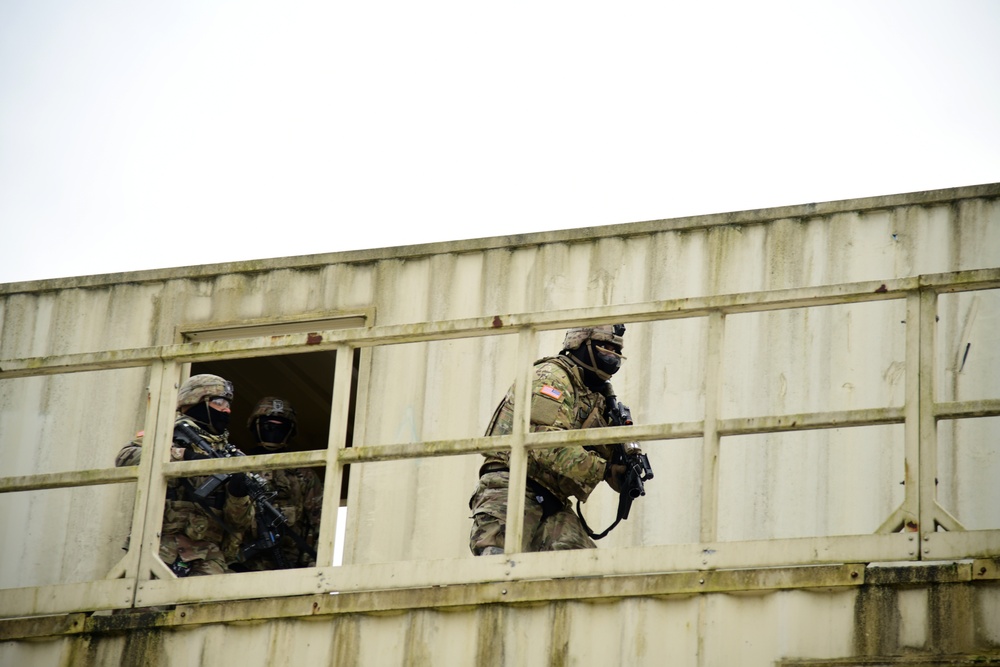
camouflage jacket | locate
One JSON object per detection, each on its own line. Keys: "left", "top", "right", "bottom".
{"left": 241, "top": 465, "right": 324, "bottom": 570}
{"left": 114, "top": 414, "right": 255, "bottom": 564}
{"left": 483, "top": 354, "right": 614, "bottom": 502}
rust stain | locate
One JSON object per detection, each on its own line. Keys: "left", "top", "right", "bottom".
{"left": 306, "top": 333, "right": 323, "bottom": 345}
{"left": 492, "top": 316, "right": 503, "bottom": 328}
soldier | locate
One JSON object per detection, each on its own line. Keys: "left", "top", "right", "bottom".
{"left": 469, "top": 325, "right": 630, "bottom": 555}
{"left": 116, "top": 374, "right": 255, "bottom": 576}
{"left": 234, "top": 396, "right": 323, "bottom": 570}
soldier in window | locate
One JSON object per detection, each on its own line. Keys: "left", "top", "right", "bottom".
{"left": 116, "top": 374, "right": 255, "bottom": 576}
{"left": 233, "top": 396, "right": 323, "bottom": 570}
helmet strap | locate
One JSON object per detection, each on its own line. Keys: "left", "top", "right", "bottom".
{"left": 204, "top": 397, "right": 216, "bottom": 432}
{"left": 570, "top": 341, "right": 613, "bottom": 383}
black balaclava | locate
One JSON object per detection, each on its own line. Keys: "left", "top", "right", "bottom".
{"left": 185, "top": 400, "right": 230, "bottom": 435}
{"left": 253, "top": 418, "right": 295, "bottom": 451}
{"left": 565, "top": 340, "right": 622, "bottom": 391}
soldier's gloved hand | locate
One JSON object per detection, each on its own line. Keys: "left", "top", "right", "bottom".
{"left": 182, "top": 447, "right": 210, "bottom": 461}
{"left": 227, "top": 473, "right": 251, "bottom": 498}
{"left": 605, "top": 463, "right": 627, "bottom": 493}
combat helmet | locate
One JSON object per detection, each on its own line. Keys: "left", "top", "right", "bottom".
{"left": 248, "top": 396, "right": 298, "bottom": 450}
{"left": 177, "top": 374, "right": 234, "bottom": 409}
{"left": 562, "top": 324, "right": 627, "bottom": 382}
{"left": 562, "top": 324, "right": 625, "bottom": 352}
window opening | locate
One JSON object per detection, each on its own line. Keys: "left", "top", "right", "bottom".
{"left": 191, "top": 348, "right": 359, "bottom": 504}
{"left": 174, "top": 317, "right": 363, "bottom": 572}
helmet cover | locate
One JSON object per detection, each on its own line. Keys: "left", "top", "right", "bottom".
{"left": 247, "top": 396, "right": 298, "bottom": 431}
{"left": 177, "top": 374, "right": 234, "bottom": 409}
{"left": 561, "top": 324, "right": 625, "bottom": 352}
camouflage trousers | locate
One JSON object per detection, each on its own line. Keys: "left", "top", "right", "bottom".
{"left": 159, "top": 533, "right": 231, "bottom": 576}
{"left": 468, "top": 471, "right": 597, "bottom": 555}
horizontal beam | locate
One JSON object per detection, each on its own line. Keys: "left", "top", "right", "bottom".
{"left": 129, "top": 533, "right": 917, "bottom": 610}
{"left": 4, "top": 563, "right": 868, "bottom": 640}
{"left": 0, "top": 531, "right": 922, "bottom": 621}
{"left": 1, "top": 528, "right": 995, "bottom": 622}
{"left": 0, "top": 579, "right": 135, "bottom": 625}
{"left": 3, "top": 269, "right": 997, "bottom": 379}
{"left": 718, "top": 407, "right": 907, "bottom": 436}
{"left": 934, "top": 398, "right": 1000, "bottom": 420}
{"left": 0, "top": 466, "right": 137, "bottom": 493}
{"left": 6, "top": 399, "right": 994, "bottom": 492}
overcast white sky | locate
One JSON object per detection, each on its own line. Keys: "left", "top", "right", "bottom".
{"left": 1, "top": 1, "right": 998, "bottom": 285}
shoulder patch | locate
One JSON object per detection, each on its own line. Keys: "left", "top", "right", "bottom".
{"left": 539, "top": 385, "right": 563, "bottom": 401}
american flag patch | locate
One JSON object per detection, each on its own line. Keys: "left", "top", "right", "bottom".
{"left": 539, "top": 385, "right": 563, "bottom": 400}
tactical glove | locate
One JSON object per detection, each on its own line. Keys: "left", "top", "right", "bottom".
{"left": 227, "top": 473, "right": 251, "bottom": 497}
{"left": 182, "top": 447, "right": 210, "bottom": 461}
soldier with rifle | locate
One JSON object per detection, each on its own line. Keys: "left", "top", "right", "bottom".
{"left": 469, "top": 324, "right": 652, "bottom": 555}
{"left": 116, "top": 374, "right": 255, "bottom": 576}
{"left": 230, "top": 396, "right": 322, "bottom": 571}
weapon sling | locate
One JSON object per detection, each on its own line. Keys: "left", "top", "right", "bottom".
{"left": 576, "top": 386, "right": 654, "bottom": 539}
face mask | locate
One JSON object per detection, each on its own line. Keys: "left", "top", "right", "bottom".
{"left": 593, "top": 345, "right": 622, "bottom": 377}
{"left": 571, "top": 340, "right": 623, "bottom": 380}
{"left": 569, "top": 341, "right": 623, "bottom": 383}
{"left": 255, "top": 419, "right": 293, "bottom": 449}
{"left": 185, "top": 401, "right": 231, "bottom": 435}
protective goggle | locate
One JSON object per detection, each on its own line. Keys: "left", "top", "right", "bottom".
{"left": 594, "top": 343, "right": 626, "bottom": 361}
{"left": 208, "top": 396, "right": 232, "bottom": 410}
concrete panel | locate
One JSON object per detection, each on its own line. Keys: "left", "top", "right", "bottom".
{"left": 3, "top": 580, "right": 998, "bottom": 666}
{"left": 0, "top": 185, "right": 999, "bottom": 663}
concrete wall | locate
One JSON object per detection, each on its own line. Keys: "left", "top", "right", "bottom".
{"left": 1, "top": 184, "right": 999, "bottom": 665}
{"left": 1, "top": 564, "right": 998, "bottom": 666}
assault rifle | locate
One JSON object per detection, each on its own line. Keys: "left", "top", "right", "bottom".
{"left": 174, "top": 422, "right": 317, "bottom": 568}
{"left": 577, "top": 386, "right": 654, "bottom": 540}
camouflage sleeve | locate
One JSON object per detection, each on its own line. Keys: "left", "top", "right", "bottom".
{"left": 527, "top": 366, "right": 607, "bottom": 501}
{"left": 116, "top": 433, "right": 191, "bottom": 467}
{"left": 115, "top": 433, "right": 144, "bottom": 467}
{"left": 301, "top": 468, "right": 324, "bottom": 538}
{"left": 298, "top": 468, "right": 324, "bottom": 567}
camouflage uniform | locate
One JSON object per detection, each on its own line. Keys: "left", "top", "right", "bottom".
{"left": 116, "top": 375, "right": 254, "bottom": 576}
{"left": 237, "top": 465, "right": 323, "bottom": 570}
{"left": 236, "top": 396, "right": 324, "bottom": 571}
{"left": 469, "top": 353, "right": 616, "bottom": 554}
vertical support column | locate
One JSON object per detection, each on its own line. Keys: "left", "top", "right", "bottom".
{"left": 897, "top": 292, "right": 923, "bottom": 536}
{"left": 700, "top": 312, "right": 724, "bottom": 544}
{"left": 918, "top": 289, "right": 939, "bottom": 548}
{"left": 136, "top": 360, "right": 182, "bottom": 593}
{"left": 503, "top": 327, "right": 536, "bottom": 555}
{"left": 108, "top": 361, "right": 165, "bottom": 589}
{"left": 317, "top": 344, "right": 353, "bottom": 567}
{"left": 698, "top": 313, "right": 724, "bottom": 665}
